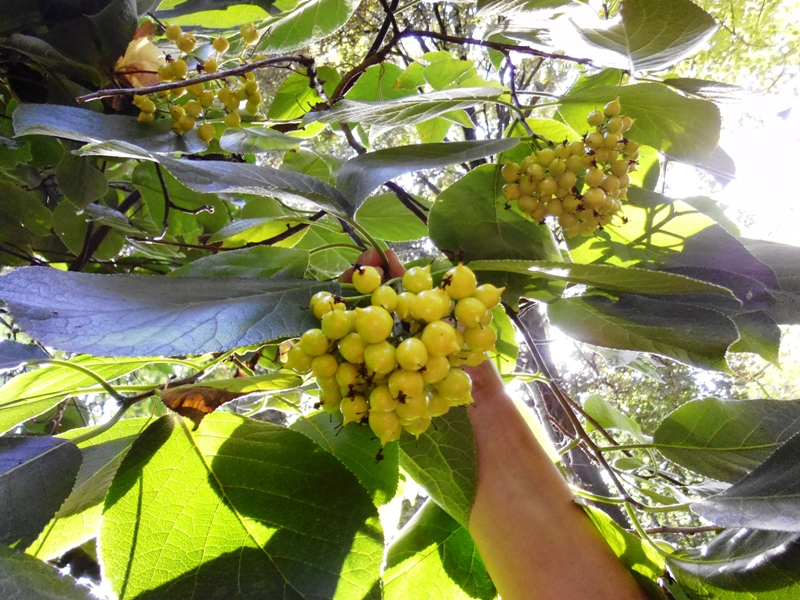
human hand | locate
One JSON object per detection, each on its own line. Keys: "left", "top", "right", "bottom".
{"left": 340, "top": 247, "right": 405, "bottom": 284}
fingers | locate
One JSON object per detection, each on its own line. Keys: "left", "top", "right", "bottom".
{"left": 340, "top": 248, "right": 406, "bottom": 283}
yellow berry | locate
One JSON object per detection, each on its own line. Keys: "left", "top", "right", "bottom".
{"left": 240, "top": 22, "right": 259, "bottom": 44}
{"left": 212, "top": 37, "right": 230, "bottom": 53}
{"left": 176, "top": 33, "right": 196, "bottom": 54}
{"left": 224, "top": 111, "right": 241, "bottom": 128}
{"left": 197, "top": 123, "right": 215, "bottom": 143}
{"left": 203, "top": 58, "right": 218, "bottom": 74}
{"left": 165, "top": 24, "right": 182, "bottom": 41}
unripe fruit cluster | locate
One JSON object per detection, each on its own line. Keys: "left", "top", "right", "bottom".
{"left": 284, "top": 263, "right": 505, "bottom": 451}
{"left": 501, "top": 98, "right": 640, "bottom": 238}
{"left": 134, "top": 23, "right": 265, "bottom": 142}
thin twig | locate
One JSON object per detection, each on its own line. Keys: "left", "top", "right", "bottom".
{"left": 77, "top": 55, "right": 316, "bottom": 102}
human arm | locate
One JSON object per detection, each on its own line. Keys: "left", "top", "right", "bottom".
{"left": 463, "top": 360, "right": 648, "bottom": 600}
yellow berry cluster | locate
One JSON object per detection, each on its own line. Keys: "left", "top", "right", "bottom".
{"left": 134, "top": 22, "right": 263, "bottom": 142}
{"left": 501, "top": 98, "right": 641, "bottom": 238}
{"left": 283, "top": 263, "right": 504, "bottom": 451}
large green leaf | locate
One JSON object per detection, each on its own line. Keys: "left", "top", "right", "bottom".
{"left": 742, "top": 238, "right": 800, "bottom": 325}
{"left": 337, "top": 139, "right": 518, "bottom": 214}
{"left": 156, "top": 0, "right": 277, "bottom": 27}
{"left": 583, "top": 395, "right": 647, "bottom": 442}
{"left": 669, "top": 530, "right": 800, "bottom": 600}
{"left": 0, "top": 545, "right": 93, "bottom": 600}
{"left": 355, "top": 193, "right": 428, "bottom": 242}
{"left": 157, "top": 155, "right": 349, "bottom": 216}
{"left": 257, "top": 0, "right": 361, "bottom": 53}
{"left": 344, "top": 63, "right": 411, "bottom": 102}
{"left": 100, "top": 413, "right": 382, "bottom": 599}
{"left": 291, "top": 411, "right": 399, "bottom": 506}
{"left": 558, "top": 83, "right": 720, "bottom": 163}
{"left": 692, "top": 431, "right": 800, "bottom": 531}
{"left": 428, "top": 164, "right": 562, "bottom": 306}
{"left": 0, "top": 437, "right": 82, "bottom": 547}
{"left": 477, "top": 0, "right": 574, "bottom": 17}
{"left": 547, "top": 295, "right": 738, "bottom": 372}
{"left": 28, "top": 418, "right": 153, "bottom": 562}
{"left": 0, "top": 356, "right": 154, "bottom": 435}
{"left": 305, "top": 87, "right": 504, "bottom": 128}
{"left": 54, "top": 152, "right": 108, "bottom": 208}
{"left": 468, "top": 259, "right": 734, "bottom": 297}
{"left": 170, "top": 247, "right": 310, "bottom": 279}
{"left": 13, "top": 104, "right": 207, "bottom": 155}
{"left": 568, "top": 0, "right": 717, "bottom": 72}
{"left": 384, "top": 500, "right": 495, "bottom": 600}
{"left": 399, "top": 408, "right": 477, "bottom": 529}
{"left": 0, "top": 267, "right": 336, "bottom": 357}
{"left": 653, "top": 398, "right": 800, "bottom": 484}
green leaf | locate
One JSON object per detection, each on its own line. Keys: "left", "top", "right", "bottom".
{"left": 468, "top": 259, "right": 734, "bottom": 297}
{"left": 87, "top": 0, "right": 139, "bottom": 67}
{"left": 662, "top": 78, "right": 790, "bottom": 114}
{"left": 558, "top": 83, "right": 720, "bottom": 163}
{"left": 0, "top": 340, "right": 48, "bottom": 372}
{"left": 524, "top": 117, "right": 581, "bottom": 142}
{"left": 132, "top": 162, "right": 230, "bottom": 238}
{"left": 428, "top": 164, "right": 563, "bottom": 307}
{"left": 0, "top": 34, "right": 101, "bottom": 86}
{"left": 0, "top": 545, "right": 93, "bottom": 600}
{"left": 258, "top": 0, "right": 361, "bottom": 53}
{"left": 13, "top": 104, "right": 207, "bottom": 155}
{"left": 0, "top": 182, "right": 52, "bottom": 239}
{"left": 1, "top": 267, "right": 337, "bottom": 357}
{"left": 267, "top": 67, "right": 341, "bottom": 120}
{"left": 219, "top": 126, "right": 302, "bottom": 154}
{"left": 568, "top": 0, "right": 717, "bottom": 72}
{"left": 182, "top": 373, "right": 302, "bottom": 394}
{"left": 488, "top": 304, "right": 517, "bottom": 375}
{"left": 207, "top": 216, "right": 305, "bottom": 245}
{"left": 729, "top": 311, "right": 781, "bottom": 366}
{"left": 157, "top": 155, "right": 349, "bottom": 216}
{"left": 305, "top": 87, "right": 504, "bottom": 128}
{"left": 55, "top": 152, "right": 108, "bottom": 208}
{"left": 281, "top": 149, "right": 342, "bottom": 186}
{"left": 669, "top": 530, "right": 800, "bottom": 600}
{"left": 344, "top": 63, "right": 412, "bottom": 102}
{"left": 399, "top": 408, "right": 477, "bottom": 528}
{"left": 384, "top": 500, "right": 495, "bottom": 600}
{"left": 293, "top": 221, "right": 361, "bottom": 277}
{"left": 28, "top": 418, "right": 153, "bottom": 562}
{"left": 52, "top": 199, "right": 125, "bottom": 260}
{"left": 356, "top": 192, "right": 428, "bottom": 242}
{"left": 741, "top": 238, "right": 800, "bottom": 326}
{"left": 692, "top": 431, "right": 800, "bottom": 531}
{"left": 653, "top": 398, "right": 800, "bottom": 484}
{"left": 422, "top": 56, "right": 477, "bottom": 90}
{"left": 583, "top": 395, "right": 647, "bottom": 442}
{"left": 477, "top": 0, "right": 575, "bottom": 17}
{"left": 547, "top": 295, "right": 738, "bottom": 372}
{"left": 156, "top": 0, "right": 277, "bottom": 27}
{"left": 290, "top": 411, "right": 399, "bottom": 506}
{"left": 0, "top": 356, "right": 154, "bottom": 436}
{"left": 583, "top": 506, "right": 667, "bottom": 599}
{"left": 100, "top": 413, "right": 382, "bottom": 599}
{"left": 0, "top": 437, "right": 82, "bottom": 547}
{"left": 338, "top": 139, "right": 517, "bottom": 214}
{"left": 171, "top": 247, "right": 310, "bottom": 279}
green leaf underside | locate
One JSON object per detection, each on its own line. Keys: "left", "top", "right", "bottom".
{"left": 583, "top": 395, "right": 647, "bottom": 442}
{"left": 0, "top": 340, "right": 48, "bottom": 372}
{"left": 0, "top": 545, "right": 93, "bottom": 600}
{"left": 28, "top": 418, "right": 154, "bottom": 562}
{"left": 0, "top": 437, "right": 82, "bottom": 548}
{"left": 669, "top": 529, "right": 800, "bottom": 600}
{"left": 290, "top": 411, "right": 399, "bottom": 506}
{"left": 219, "top": 127, "right": 302, "bottom": 154}
{"left": 170, "top": 247, "right": 310, "bottom": 279}
{"left": 13, "top": 104, "right": 207, "bottom": 155}
{"left": 0, "top": 267, "right": 336, "bottom": 357}
{"left": 558, "top": 83, "right": 720, "bottom": 163}
{"left": 100, "top": 413, "right": 382, "bottom": 599}
{"left": 399, "top": 408, "right": 477, "bottom": 529}
{"left": 692, "top": 431, "right": 800, "bottom": 531}
{"left": 337, "top": 139, "right": 518, "bottom": 213}
{"left": 547, "top": 295, "right": 738, "bottom": 372}
{"left": 571, "top": 0, "right": 717, "bottom": 72}
{"left": 428, "top": 164, "right": 562, "bottom": 306}
{"left": 0, "top": 356, "right": 154, "bottom": 435}
{"left": 654, "top": 398, "right": 800, "bottom": 484}
{"left": 468, "top": 259, "right": 734, "bottom": 297}
{"left": 305, "top": 87, "right": 504, "bottom": 128}
{"left": 384, "top": 500, "right": 495, "bottom": 600}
